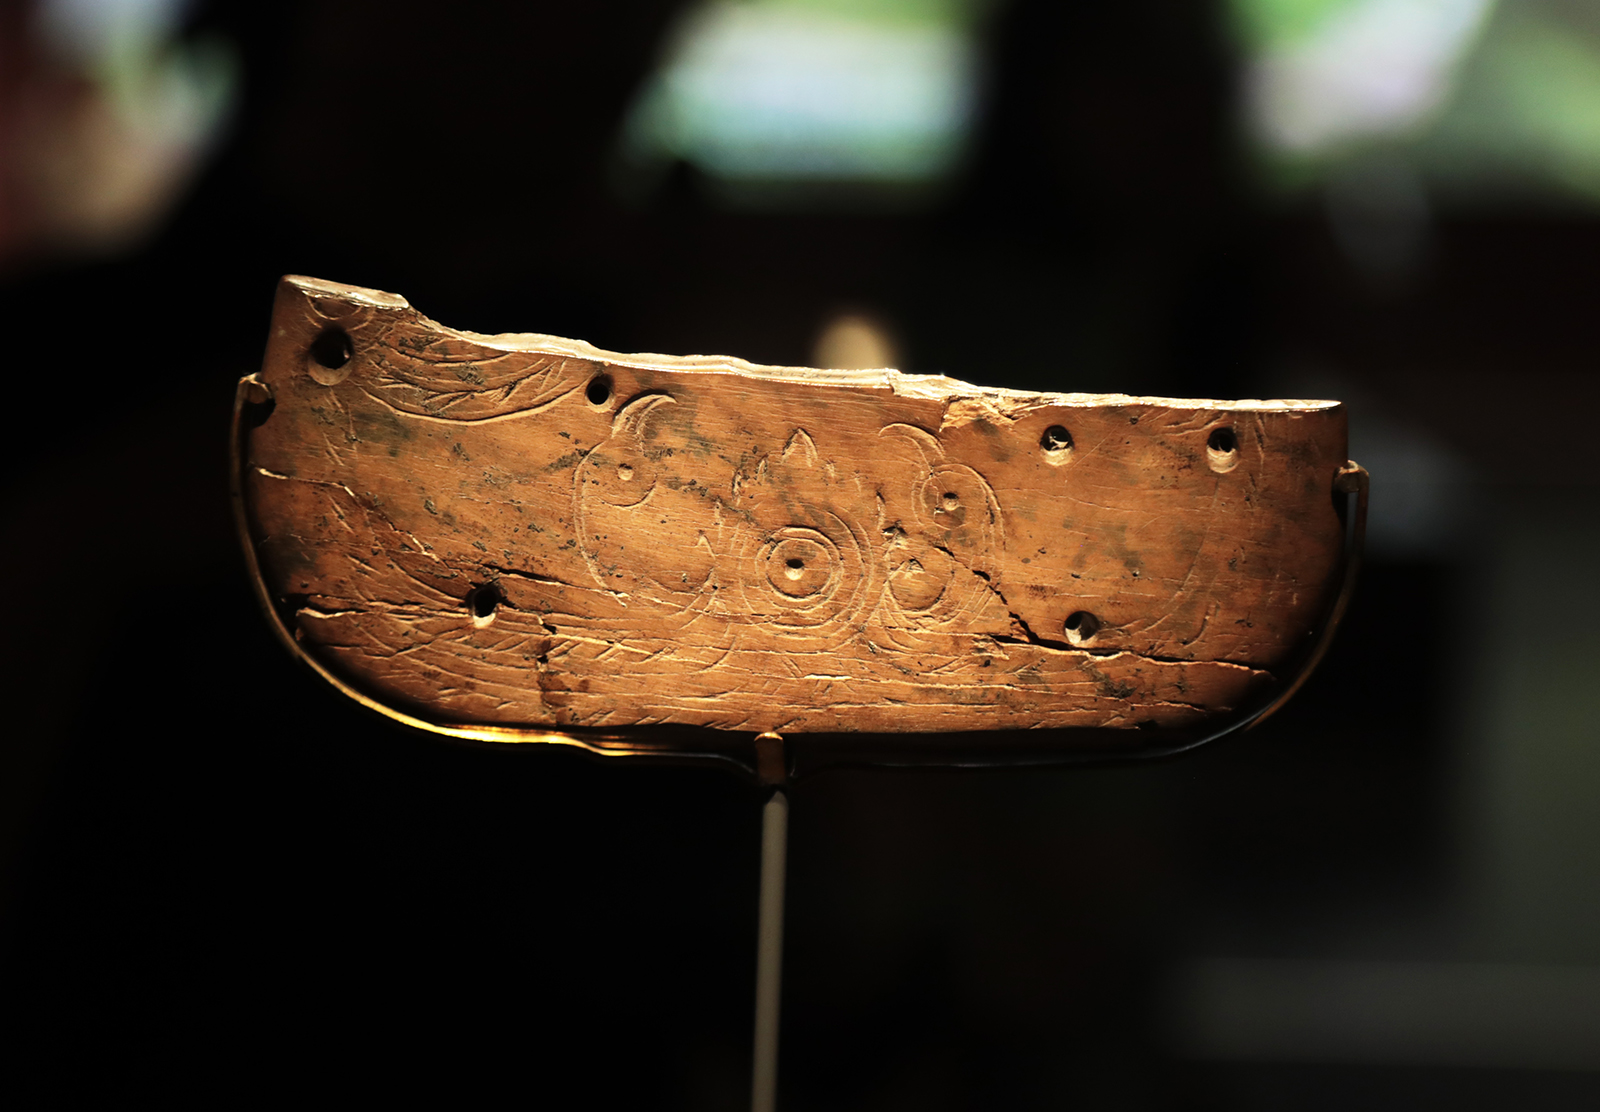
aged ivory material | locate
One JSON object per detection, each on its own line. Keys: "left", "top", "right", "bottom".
{"left": 234, "top": 276, "right": 1350, "bottom": 744}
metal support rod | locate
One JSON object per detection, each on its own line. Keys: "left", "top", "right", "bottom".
{"left": 751, "top": 787, "right": 788, "bottom": 1112}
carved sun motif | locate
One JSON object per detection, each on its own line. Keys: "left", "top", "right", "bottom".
{"left": 723, "top": 428, "right": 882, "bottom": 650}
{"left": 572, "top": 394, "right": 1007, "bottom": 655}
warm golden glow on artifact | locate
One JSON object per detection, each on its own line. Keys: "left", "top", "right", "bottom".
{"left": 232, "top": 275, "right": 1362, "bottom": 765}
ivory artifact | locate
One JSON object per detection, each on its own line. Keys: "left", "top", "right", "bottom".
{"left": 233, "top": 276, "right": 1357, "bottom": 760}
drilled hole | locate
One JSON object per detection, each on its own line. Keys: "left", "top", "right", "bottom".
{"left": 245, "top": 396, "right": 275, "bottom": 426}
{"left": 586, "top": 375, "right": 613, "bottom": 406}
{"left": 784, "top": 557, "right": 805, "bottom": 580}
{"left": 467, "top": 583, "right": 502, "bottom": 627}
{"left": 280, "top": 592, "right": 310, "bottom": 627}
{"left": 310, "top": 328, "right": 351, "bottom": 369}
{"left": 1040, "top": 424, "right": 1073, "bottom": 465}
{"left": 1064, "top": 610, "right": 1100, "bottom": 645}
{"left": 1206, "top": 425, "right": 1240, "bottom": 473}
{"left": 242, "top": 380, "right": 275, "bottom": 427}
{"left": 306, "top": 328, "right": 354, "bottom": 385}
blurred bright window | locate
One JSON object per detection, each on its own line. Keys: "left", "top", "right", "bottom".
{"left": 618, "top": 0, "right": 988, "bottom": 205}
{"left": 8, "top": 0, "right": 237, "bottom": 259}
{"left": 1230, "top": 0, "right": 1600, "bottom": 206}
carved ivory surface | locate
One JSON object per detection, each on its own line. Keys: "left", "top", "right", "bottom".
{"left": 236, "top": 276, "right": 1348, "bottom": 738}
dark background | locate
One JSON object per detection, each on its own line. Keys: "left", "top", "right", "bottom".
{"left": 2, "top": 1, "right": 1596, "bottom": 1107}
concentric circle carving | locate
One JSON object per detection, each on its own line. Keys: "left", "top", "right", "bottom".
{"left": 764, "top": 529, "right": 836, "bottom": 602}
{"left": 879, "top": 461, "right": 1005, "bottom": 629}
{"left": 915, "top": 464, "right": 994, "bottom": 543}
{"left": 582, "top": 443, "right": 658, "bottom": 508}
{"left": 732, "top": 510, "right": 875, "bottom": 645}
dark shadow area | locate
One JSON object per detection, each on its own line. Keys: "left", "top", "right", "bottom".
{"left": 3, "top": 1, "right": 1597, "bottom": 1107}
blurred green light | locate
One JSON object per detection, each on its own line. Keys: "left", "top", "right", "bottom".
{"left": 619, "top": 0, "right": 986, "bottom": 203}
